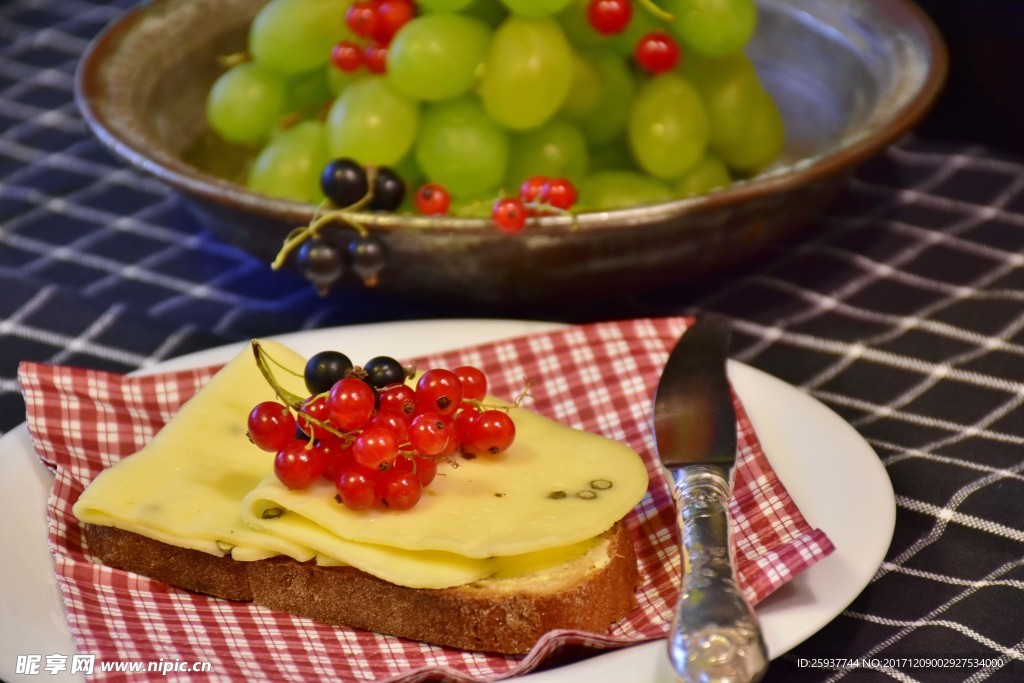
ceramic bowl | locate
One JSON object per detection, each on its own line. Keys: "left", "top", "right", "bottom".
{"left": 75, "top": 0, "right": 946, "bottom": 304}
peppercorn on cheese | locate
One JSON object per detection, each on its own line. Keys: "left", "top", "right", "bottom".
{"left": 73, "top": 338, "right": 649, "bottom": 589}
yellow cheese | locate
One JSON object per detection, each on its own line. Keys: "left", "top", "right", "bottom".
{"left": 74, "top": 338, "right": 650, "bottom": 590}
{"left": 73, "top": 340, "right": 316, "bottom": 560}
{"left": 241, "top": 406, "right": 649, "bottom": 558}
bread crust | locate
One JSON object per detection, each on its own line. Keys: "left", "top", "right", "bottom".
{"left": 83, "top": 523, "right": 253, "bottom": 601}
{"left": 82, "top": 521, "right": 639, "bottom": 654}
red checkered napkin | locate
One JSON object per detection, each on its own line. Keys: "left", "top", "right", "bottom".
{"left": 19, "top": 317, "right": 833, "bottom": 682}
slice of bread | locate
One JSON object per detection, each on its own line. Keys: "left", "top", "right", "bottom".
{"left": 82, "top": 519, "right": 639, "bottom": 655}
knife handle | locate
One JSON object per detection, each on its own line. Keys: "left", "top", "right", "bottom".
{"left": 668, "top": 464, "right": 768, "bottom": 683}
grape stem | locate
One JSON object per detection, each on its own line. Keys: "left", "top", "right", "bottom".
{"left": 217, "top": 51, "right": 251, "bottom": 68}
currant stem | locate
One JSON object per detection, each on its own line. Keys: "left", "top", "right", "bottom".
{"left": 251, "top": 340, "right": 307, "bottom": 408}
{"left": 636, "top": 0, "right": 674, "bottom": 22}
{"left": 270, "top": 189, "right": 374, "bottom": 271}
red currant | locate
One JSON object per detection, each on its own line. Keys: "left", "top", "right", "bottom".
{"left": 363, "top": 42, "right": 388, "bottom": 73}
{"left": 353, "top": 426, "right": 399, "bottom": 470}
{"left": 330, "top": 41, "right": 363, "bottom": 72}
{"left": 275, "top": 440, "right": 326, "bottom": 489}
{"left": 327, "top": 378, "right": 376, "bottom": 430}
{"left": 345, "top": 0, "right": 381, "bottom": 38}
{"left": 336, "top": 465, "right": 379, "bottom": 510}
{"left": 374, "top": 0, "right": 415, "bottom": 42}
{"left": 545, "top": 178, "right": 578, "bottom": 210}
{"left": 378, "top": 383, "right": 417, "bottom": 420}
{"left": 452, "top": 404, "right": 481, "bottom": 442}
{"left": 492, "top": 197, "right": 527, "bottom": 234}
{"left": 454, "top": 365, "right": 488, "bottom": 401}
{"left": 463, "top": 410, "right": 516, "bottom": 456}
{"left": 416, "top": 368, "right": 464, "bottom": 417}
{"left": 317, "top": 436, "right": 354, "bottom": 482}
{"left": 296, "top": 394, "right": 330, "bottom": 437}
{"left": 247, "top": 401, "right": 297, "bottom": 452}
{"left": 393, "top": 455, "right": 439, "bottom": 487}
{"left": 377, "top": 469, "right": 422, "bottom": 510}
{"left": 408, "top": 412, "right": 450, "bottom": 456}
{"left": 415, "top": 456, "right": 438, "bottom": 486}
{"left": 414, "top": 182, "right": 451, "bottom": 215}
{"left": 519, "top": 175, "right": 549, "bottom": 204}
{"left": 635, "top": 31, "right": 680, "bottom": 73}
{"left": 370, "top": 410, "right": 410, "bottom": 446}
{"left": 587, "top": 0, "right": 632, "bottom": 35}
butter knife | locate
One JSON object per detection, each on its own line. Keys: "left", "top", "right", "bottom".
{"left": 653, "top": 316, "right": 769, "bottom": 683}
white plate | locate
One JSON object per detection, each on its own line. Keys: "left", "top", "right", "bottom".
{"left": 0, "top": 319, "right": 895, "bottom": 682}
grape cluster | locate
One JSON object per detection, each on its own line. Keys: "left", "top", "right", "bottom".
{"left": 206, "top": 0, "right": 783, "bottom": 218}
{"left": 246, "top": 345, "right": 516, "bottom": 512}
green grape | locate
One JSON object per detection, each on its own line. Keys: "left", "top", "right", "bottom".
{"left": 478, "top": 17, "right": 574, "bottom": 130}
{"left": 557, "top": 0, "right": 606, "bottom": 50}
{"left": 716, "top": 86, "right": 784, "bottom": 172}
{"left": 586, "top": 137, "right": 636, "bottom": 174}
{"left": 326, "top": 63, "right": 365, "bottom": 96}
{"left": 417, "top": 0, "right": 476, "bottom": 12}
{"left": 326, "top": 77, "right": 419, "bottom": 166}
{"left": 576, "top": 170, "right": 673, "bottom": 210}
{"left": 676, "top": 152, "right": 731, "bottom": 197}
{"left": 206, "top": 62, "right": 288, "bottom": 145}
{"left": 458, "top": 0, "right": 509, "bottom": 27}
{"left": 247, "top": 120, "right": 332, "bottom": 203}
{"left": 249, "top": 0, "right": 352, "bottom": 75}
{"left": 504, "top": 119, "right": 588, "bottom": 189}
{"left": 285, "top": 67, "right": 333, "bottom": 114}
{"left": 664, "top": 0, "right": 756, "bottom": 57}
{"left": 685, "top": 52, "right": 784, "bottom": 172}
{"left": 386, "top": 14, "right": 491, "bottom": 101}
{"left": 628, "top": 73, "right": 709, "bottom": 179}
{"left": 415, "top": 96, "right": 509, "bottom": 196}
{"left": 500, "top": 0, "right": 574, "bottom": 19}
{"left": 561, "top": 51, "right": 602, "bottom": 121}
{"left": 574, "top": 51, "right": 635, "bottom": 147}
{"left": 448, "top": 190, "right": 499, "bottom": 217}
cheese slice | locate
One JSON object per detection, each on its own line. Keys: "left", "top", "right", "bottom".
{"left": 73, "top": 340, "right": 316, "bottom": 561}
{"left": 74, "top": 338, "right": 650, "bottom": 590}
{"left": 241, "top": 405, "right": 649, "bottom": 558}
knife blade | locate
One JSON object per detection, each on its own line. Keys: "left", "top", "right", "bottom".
{"left": 653, "top": 316, "right": 768, "bottom": 683}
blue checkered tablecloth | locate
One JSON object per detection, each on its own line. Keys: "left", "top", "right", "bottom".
{"left": 4, "top": 0, "right": 1024, "bottom": 680}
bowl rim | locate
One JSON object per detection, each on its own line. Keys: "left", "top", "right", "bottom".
{"left": 73, "top": 0, "right": 949, "bottom": 237}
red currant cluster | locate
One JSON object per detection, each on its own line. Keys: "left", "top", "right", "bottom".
{"left": 492, "top": 176, "right": 579, "bottom": 234}
{"left": 587, "top": 0, "right": 680, "bottom": 74}
{"left": 246, "top": 344, "right": 516, "bottom": 512}
{"left": 330, "top": 0, "right": 415, "bottom": 74}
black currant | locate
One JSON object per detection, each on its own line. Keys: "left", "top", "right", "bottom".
{"left": 296, "top": 237, "right": 344, "bottom": 294}
{"left": 348, "top": 234, "right": 388, "bottom": 287}
{"left": 321, "top": 158, "right": 369, "bottom": 208}
{"left": 369, "top": 166, "right": 405, "bottom": 211}
{"left": 363, "top": 356, "right": 405, "bottom": 389}
{"left": 304, "top": 350, "right": 354, "bottom": 395}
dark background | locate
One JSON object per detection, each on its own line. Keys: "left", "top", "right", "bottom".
{"left": 914, "top": 0, "right": 1024, "bottom": 157}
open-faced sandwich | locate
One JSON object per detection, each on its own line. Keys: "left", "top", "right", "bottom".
{"left": 72, "top": 339, "right": 650, "bottom": 655}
